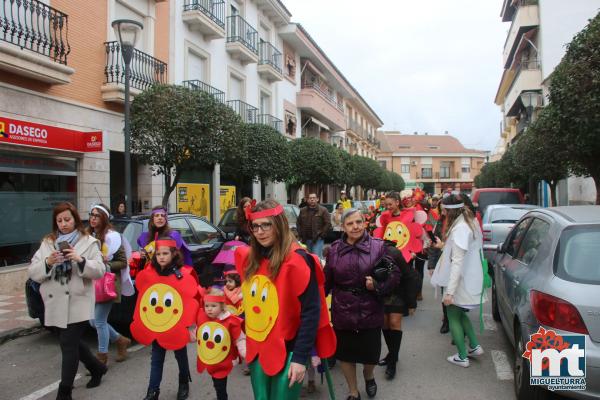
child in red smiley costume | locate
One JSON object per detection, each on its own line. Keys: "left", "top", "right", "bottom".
{"left": 131, "top": 237, "right": 200, "bottom": 400}
{"left": 235, "top": 200, "right": 336, "bottom": 400}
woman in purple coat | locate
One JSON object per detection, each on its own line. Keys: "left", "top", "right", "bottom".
{"left": 137, "top": 206, "right": 193, "bottom": 266}
{"left": 325, "top": 208, "right": 400, "bottom": 400}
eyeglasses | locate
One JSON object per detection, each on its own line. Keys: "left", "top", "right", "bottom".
{"left": 250, "top": 222, "right": 273, "bottom": 233}
{"left": 89, "top": 213, "right": 102, "bottom": 219}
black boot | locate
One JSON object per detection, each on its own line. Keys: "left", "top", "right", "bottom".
{"left": 86, "top": 363, "right": 107, "bottom": 388}
{"left": 440, "top": 304, "right": 449, "bottom": 334}
{"left": 177, "top": 376, "right": 190, "bottom": 400}
{"left": 56, "top": 384, "right": 72, "bottom": 400}
{"left": 378, "top": 329, "right": 391, "bottom": 366}
{"left": 385, "top": 330, "right": 402, "bottom": 380}
{"left": 143, "top": 388, "right": 160, "bottom": 400}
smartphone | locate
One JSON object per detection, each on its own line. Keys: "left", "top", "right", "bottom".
{"left": 57, "top": 241, "right": 71, "bottom": 254}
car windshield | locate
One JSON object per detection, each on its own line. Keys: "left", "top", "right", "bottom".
{"left": 112, "top": 220, "right": 143, "bottom": 251}
{"left": 555, "top": 225, "right": 600, "bottom": 285}
{"left": 489, "top": 207, "right": 529, "bottom": 224}
{"left": 284, "top": 205, "right": 297, "bottom": 223}
{"left": 478, "top": 192, "right": 521, "bottom": 213}
{"left": 220, "top": 209, "right": 236, "bottom": 226}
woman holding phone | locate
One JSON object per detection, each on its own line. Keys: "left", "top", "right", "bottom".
{"left": 28, "top": 202, "right": 108, "bottom": 399}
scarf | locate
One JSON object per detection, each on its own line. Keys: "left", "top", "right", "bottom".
{"left": 53, "top": 230, "right": 81, "bottom": 285}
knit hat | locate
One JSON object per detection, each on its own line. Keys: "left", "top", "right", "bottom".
{"left": 400, "top": 189, "right": 414, "bottom": 200}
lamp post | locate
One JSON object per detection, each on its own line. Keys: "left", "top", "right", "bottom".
{"left": 520, "top": 91, "right": 540, "bottom": 125}
{"left": 112, "top": 19, "right": 143, "bottom": 217}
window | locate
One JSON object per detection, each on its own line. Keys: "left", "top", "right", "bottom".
{"left": 516, "top": 218, "right": 550, "bottom": 264}
{"left": 398, "top": 145, "right": 411, "bottom": 149}
{"left": 401, "top": 164, "right": 410, "bottom": 173}
{"left": 556, "top": 226, "right": 600, "bottom": 284}
{"left": 379, "top": 161, "right": 387, "bottom": 169}
{"left": 188, "top": 217, "right": 220, "bottom": 244}
{"left": 168, "top": 218, "right": 196, "bottom": 246}
{"left": 440, "top": 163, "right": 450, "bottom": 178}
{"left": 421, "top": 168, "right": 432, "bottom": 178}
{"left": 228, "top": 74, "right": 243, "bottom": 100}
{"left": 187, "top": 50, "right": 206, "bottom": 81}
{"left": 461, "top": 166, "right": 471, "bottom": 173}
{"left": 259, "top": 92, "right": 271, "bottom": 114}
{"left": 505, "top": 218, "right": 532, "bottom": 257}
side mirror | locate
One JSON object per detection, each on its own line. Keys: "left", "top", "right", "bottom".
{"left": 483, "top": 242, "right": 504, "bottom": 254}
{"left": 225, "top": 231, "right": 236, "bottom": 240}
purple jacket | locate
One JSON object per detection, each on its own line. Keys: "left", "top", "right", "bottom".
{"left": 324, "top": 232, "right": 400, "bottom": 331}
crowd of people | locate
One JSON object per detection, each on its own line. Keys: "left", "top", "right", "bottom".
{"left": 28, "top": 187, "right": 487, "bottom": 400}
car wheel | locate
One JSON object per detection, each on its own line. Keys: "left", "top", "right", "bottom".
{"left": 492, "top": 280, "right": 501, "bottom": 322}
{"left": 514, "top": 326, "right": 548, "bottom": 400}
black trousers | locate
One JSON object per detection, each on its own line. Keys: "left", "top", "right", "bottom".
{"left": 58, "top": 321, "right": 103, "bottom": 387}
{"left": 212, "top": 377, "right": 228, "bottom": 400}
{"left": 414, "top": 256, "right": 426, "bottom": 294}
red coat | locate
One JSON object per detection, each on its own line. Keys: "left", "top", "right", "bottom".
{"left": 196, "top": 311, "right": 243, "bottom": 379}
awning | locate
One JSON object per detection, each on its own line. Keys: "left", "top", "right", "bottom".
{"left": 509, "top": 28, "right": 538, "bottom": 70}
{"left": 310, "top": 117, "right": 330, "bottom": 131}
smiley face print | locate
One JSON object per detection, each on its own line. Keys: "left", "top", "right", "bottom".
{"left": 384, "top": 221, "right": 410, "bottom": 250}
{"left": 139, "top": 283, "right": 184, "bottom": 333}
{"left": 242, "top": 275, "right": 279, "bottom": 342}
{"left": 197, "top": 321, "right": 231, "bottom": 365}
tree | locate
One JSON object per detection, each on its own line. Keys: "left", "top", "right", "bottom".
{"left": 130, "top": 84, "right": 242, "bottom": 206}
{"left": 353, "top": 155, "right": 384, "bottom": 191}
{"left": 287, "top": 138, "right": 343, "bottom": 196}
{"left": 549, "top": 11, "right": 600, "bottom": 203}
{"left": 512, "top": 105, "right": 569, "bottom": 206}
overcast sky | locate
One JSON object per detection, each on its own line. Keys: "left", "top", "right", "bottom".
{"left": 284, "top": 0, "right": 509, "bottom": 152}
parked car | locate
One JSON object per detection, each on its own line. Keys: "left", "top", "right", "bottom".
{"left": 109, "top": 213, "right": 228, "bottom": 333}
{"left": 486, "top": 206, "right": 600, "bottom": 400}
{"left": 217, "top": 204, "right": 300, "bottom": 239}
{"left": 471, "top": 188, "right": 524, "bottom": 225}
{"left": 482, "top": 204, "right": 537, "bottom": 262}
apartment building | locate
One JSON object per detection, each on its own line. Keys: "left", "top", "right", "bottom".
{"left": 494, "top": 0, "right": 600, "bottom": 204}
{"left": 0, "top": 0, "right": 169, "bottom": 270}
{"left": 377, "top": 132, "right": 487, "bottom": 194}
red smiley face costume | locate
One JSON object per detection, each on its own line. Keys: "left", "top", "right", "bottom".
{"left": 196, "top": 310, "right": 243, "bottom": 379}
{"left": 130, "top": 265, "right": 200, "bottom": 350}
{"left": 235, "top": 243, "right": 336, "bottom": 376}
{"left": 374, "top": 209, "right": 424, "bottom": 263}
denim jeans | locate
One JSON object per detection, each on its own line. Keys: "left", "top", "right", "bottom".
{"left": 148, "top": 341, "right": 190, "bottom": 390}
{"left": 305, "top": 238, "right": 324, "bottom": 258}
{"left": 90, "top": 301, "right": 120, "bottom": 353}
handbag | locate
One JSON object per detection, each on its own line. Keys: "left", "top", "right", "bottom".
{"left": 25, "top": 278, "right": 44, "bottom": 319}
{"left": 95, "top": 266, "right": 117, "bottom": 303}
{"left": 371, "top": 257, "right": 395, "bottom": 283}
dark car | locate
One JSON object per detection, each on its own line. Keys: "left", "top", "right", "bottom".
{"left": 217, "top": 204, "right": 300, "bottom": 238}
{"left": 109, "top": 213, "right": 228, "bottom": 332}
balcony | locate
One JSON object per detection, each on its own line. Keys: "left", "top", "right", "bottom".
{"left": 182, "top": 79, "right": 225, "bottom": 103}
{"left": 257, "top": 114, "right": 283, "bottom": 132}
{"left": 503, "top": 1, "right": 539, "bottom": 68}
{"left": 504, "top": 60, "right": 542, "bottom": 116}
{"left": 297, "top": 80, "right": 345, "bottom": 131}
{"left": 0, "top": 0, "right": 74, "bottom": 84}
{"left": 227, "top": 100, "right": 258, "bottom": 124}
{"left": 347, "top": 119, "right": 367, "bottom": 139}
{"left": 257, "top": 41, "right": 282, "bottom": 82}
{"left": 226, "top": 15, "right": 258, "bottom": 64}
{"left": 182, "top": 0, "right": 225, "bottom": 39}
{"left": 101, "top": 41, "right": 168, "bottom": 103}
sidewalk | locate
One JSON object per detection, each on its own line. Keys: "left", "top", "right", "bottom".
{"left": 0, "top": 291, "right": 40, "bottom": 343}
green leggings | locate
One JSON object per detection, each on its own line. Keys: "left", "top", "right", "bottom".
{"left": 249, "top": 353, "right": 303, "bottom": 400}
{"left": 447, "top": 305, "right": 479, "bottom": 360}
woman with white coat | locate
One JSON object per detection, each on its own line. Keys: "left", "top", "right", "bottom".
{"left": 431, "top": 194, "right": 486, "bottom": 368}
{"left": 28, "top": 202, "right": 108, "bottom": 400}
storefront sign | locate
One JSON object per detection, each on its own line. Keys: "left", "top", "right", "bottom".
{"left": 0, "top": 116, "right": 103, "bottom": 153}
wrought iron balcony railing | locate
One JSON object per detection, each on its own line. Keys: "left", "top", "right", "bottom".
{"left": 183, "top": 0, "right": 225, "bottom": 29}
{"left": 0, "top": 0, "right": 70, "bottom": 64}
{"left": 182, "top": 79, "right": 225, "bottom": 103}
{"left": 227, "top": 100, "right": 258, "bottom": 124}
{"left": 104, "top": 41, "right": 167, "bottom": 91}
{"left": 226, "top": 15, "right": 258, "bottom": 55}
{"left": 257, "top": 114, "right": 283, "bottom": 132}
{"left": 258, "top": 41, "right": 282, "bottom": 73}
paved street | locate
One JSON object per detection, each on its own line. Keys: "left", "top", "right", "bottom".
{"left": 1, "top": 274, "right": 537, "bottom": 400}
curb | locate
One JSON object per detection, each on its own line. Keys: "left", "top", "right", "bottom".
{"left": 0, "top": 323, "right": 43, "bottom": 346}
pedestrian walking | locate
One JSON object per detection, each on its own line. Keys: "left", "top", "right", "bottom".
{"left": 297, "top": 193, "right": 331, "bottom": 258}
{"left": 131, "top": 236, "right": 200, "bottom": 400}
{"left": 426, "top": 200, "right": 449, "bottom": 334}
{"left": 87, "top": 204, "right": 132, "bottom": 365}
{"left": 330, "top": 202, "right": 344, "bottom": 242}
{"left": 338, "top": 190, "right": 352, "bottom": 209}
{"left": 325, "top": 208, "right": 400, "bottom": 399}
{"left": 234, "top": 199, "right": 336, "bottom": 400}
{"left": 234, "top": 197, "right": 252, "bottom": 243}
{"left": 28, "top": 202, "right": 108, "bottom": 400}
{"left": 430, "top": 194, "right": 486, "bottom": 367}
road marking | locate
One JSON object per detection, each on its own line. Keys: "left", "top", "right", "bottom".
{"left": 483, "top": 313, "right": 497, "bottom": 331}
{"left": 127, "top": 343, "right": 145, "bottom": 353}
{"left": 18, "top": 373, "right": 81, "bottom": 400}
{"left": 491, "top": 350, "right": 514, "bottom": 380}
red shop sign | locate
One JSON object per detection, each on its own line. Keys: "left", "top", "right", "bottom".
{"left": 0, "top": 116, "right": 103, "bottom": 153}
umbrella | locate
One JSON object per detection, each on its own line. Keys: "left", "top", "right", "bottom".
{"left": 212, "top": 240, "right": 248, "bottom": 265}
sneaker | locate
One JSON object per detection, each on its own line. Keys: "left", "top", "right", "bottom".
{"left": 468, "top": 345, "right": 484, "bottom": 357}
{"left": 446, "top": 354, "right": 469, "bottom": 368}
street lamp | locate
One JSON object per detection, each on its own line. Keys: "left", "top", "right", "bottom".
{"left": 112, "top": 19, "right": 143, "bottom": 217}
{"left": 520, "top": 91, "right": 540, "bottom": 124}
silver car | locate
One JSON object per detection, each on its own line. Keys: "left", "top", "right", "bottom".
{"left": 487, "top": 206, "right": 600, "bottom": 399}
{"left": 482, "top": 204, "right": 538, "bottom": 262}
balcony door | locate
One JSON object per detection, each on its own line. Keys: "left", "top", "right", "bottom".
{"left": 229, "top": 74, "right": 243, "bottom": 101}
{"left": 114, "top": 1, "right": 149, "bottom": 54}
{"left": 187, "top": 51, "right": 206, "bottom": 81}
{"left": 260, "top": 92, "right": 271, "bottom": 115}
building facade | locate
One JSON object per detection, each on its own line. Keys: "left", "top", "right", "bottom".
{"left": 494, "top": 0, "right": 600, "bottom": 204}
{"left": 377, "top": 132, "right": 487, "bottom": 194}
